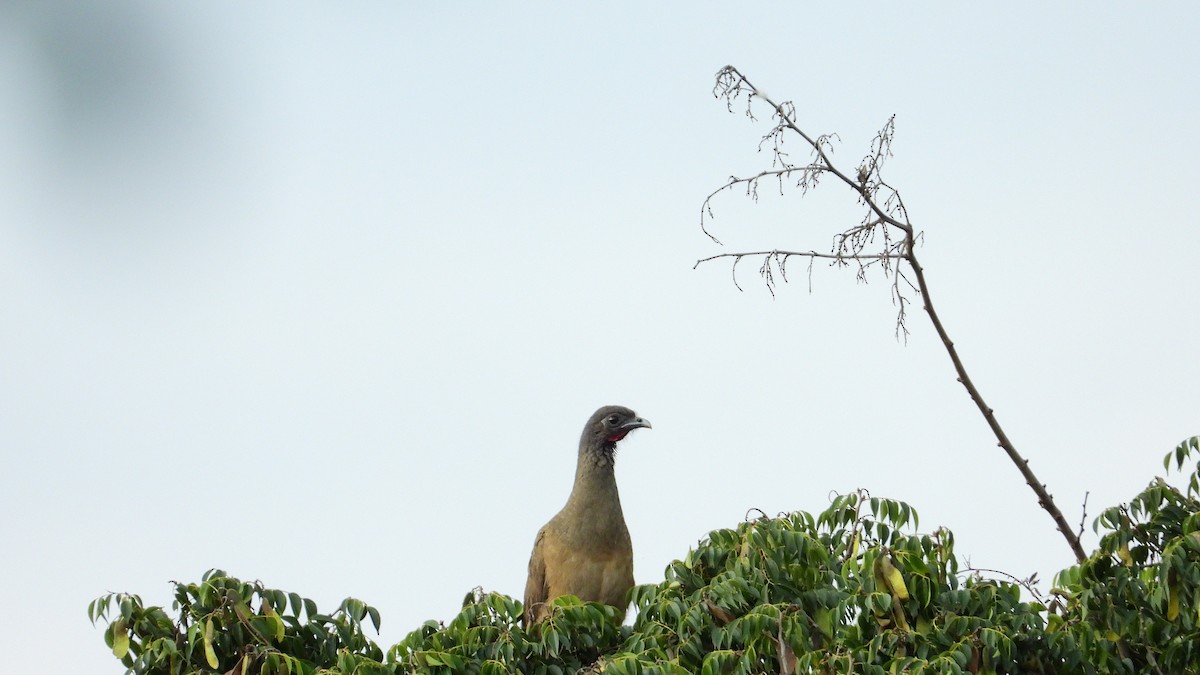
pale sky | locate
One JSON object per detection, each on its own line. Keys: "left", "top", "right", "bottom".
{"left": 1, "top": 3, "right": 1198, "bottom": 673}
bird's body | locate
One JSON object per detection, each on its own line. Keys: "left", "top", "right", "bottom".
{"left": 523, "top": 405, "right": 650, "bottom": 625}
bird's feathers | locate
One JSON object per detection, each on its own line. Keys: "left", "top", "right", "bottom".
{"left": 523, "top": 528, "right": 548, "bottom": 623}
{"left": 521, "top": 405, "right": 647, "bottom": 625}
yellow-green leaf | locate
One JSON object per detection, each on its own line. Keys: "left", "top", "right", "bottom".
{"left": 877, "top": 555, "right": 910, "bottom": 601}
{"left": 1117, "top": 543, "right": 1133, "bottom": 567}
{"left": 916, "top": 616, "right": 932, "bottom": 635}
{"left": 263, "top": 602, "right": 285, "bottom": 642}
{"left": 815, "top": 608, "right": 833, "bottom": 638}
{"left": 204, "top": 617, "right": 219, "bottom": 668}
{"left": 111, "top": 619, "right": 130, "bottom": 659}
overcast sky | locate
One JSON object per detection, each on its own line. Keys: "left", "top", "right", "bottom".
{"left": 2, "top": 3, "right": 1198, "bottom": 672}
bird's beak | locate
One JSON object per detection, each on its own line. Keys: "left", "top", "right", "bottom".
{"left": 621, "top": 417, "right": 651, "bottom": 431}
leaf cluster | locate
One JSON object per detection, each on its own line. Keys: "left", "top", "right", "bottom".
{"left": 400, "top": 590, "right": 627, "bottom": 675}
{"left": 616, "top": 494, "right": 1047, "bottom": 675}
{"left": 89, "top": 569, "right": 385, "bottom": 675}
{"left": 1046, "top": 436, "right": 1200, "bottom": 672}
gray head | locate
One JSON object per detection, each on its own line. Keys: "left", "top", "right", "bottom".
{"left": 580, "top": 405, "right": 651, "bottom": 450}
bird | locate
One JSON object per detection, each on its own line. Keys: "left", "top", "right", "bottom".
{"left": 522, "top": 405, "right": 651, "bottom": 625}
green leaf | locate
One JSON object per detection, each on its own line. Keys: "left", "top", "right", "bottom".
{"left": 119, "top": 595, "right": 133, "bottom": 620}
{"left": 340, "top": 598, "right": 359, "bottom": 620}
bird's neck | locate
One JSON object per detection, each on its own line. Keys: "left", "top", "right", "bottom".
{"left": 563, "top": 443, "right": 625, "bottom": 522}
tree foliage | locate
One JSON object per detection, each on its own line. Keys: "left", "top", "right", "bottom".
{"left": 89, "top": 571, "right": 386, "bottom": 675}
{"left": 93, "top": 437, "right": 1200, "bottom": 674}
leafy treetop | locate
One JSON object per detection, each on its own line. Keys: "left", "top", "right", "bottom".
{"left": 92, "top": 437, "right": 1200, "bottom": 674}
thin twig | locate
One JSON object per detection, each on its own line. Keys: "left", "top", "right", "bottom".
{"left": 1077, "top": 491, "right": 1090, "bottom": 543}
{"left": 962, "top": 565, "right": 1047, "bottom": 605}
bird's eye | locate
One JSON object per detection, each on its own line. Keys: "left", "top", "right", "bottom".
{"left": 606, "top": 414, "right": 620, "bottom": 426}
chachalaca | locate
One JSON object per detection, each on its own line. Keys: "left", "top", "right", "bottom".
{"left": 523, "top": 405, "right": 651, "bottom": 625}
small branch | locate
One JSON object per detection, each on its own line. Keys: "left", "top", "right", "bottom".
{"left": 694, "top": 249, "right": 901, "bottom": 268}
{"left": 962, "top": 565, "right": 1046, "bottom": 605}
{"left": 1077, "top": 491, "right": 1090, "bottom": 543}
{"left": 696, "top": 249, "right": 904, "bottom": 298}
{"left": 700, "top": 165, "right": 830, "bottom": 245}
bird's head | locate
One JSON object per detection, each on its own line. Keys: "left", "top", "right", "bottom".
{"left": 583, "top": 405, "right": 652, "bottom": 448}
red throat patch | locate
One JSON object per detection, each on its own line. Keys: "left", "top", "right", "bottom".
{"left": 606, "top": 430, "right": 630, "bottom": 443}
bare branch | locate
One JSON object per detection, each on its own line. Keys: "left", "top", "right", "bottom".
{"left": 699, "top": 163, "right": 831, "bottom": 245}
{"left": 695, "top": 249, "right": 905, "bottom": 297}
{"left": 698, "top": 65, "right": 1088, "bottom": 563}
{"left": 694, "top": 250, "right": 901, "bottom": 267}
